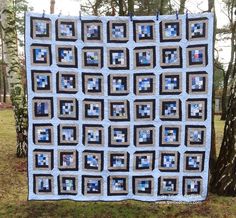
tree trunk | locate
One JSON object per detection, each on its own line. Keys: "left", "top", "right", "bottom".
{"left": 118, "top": 0, "right": 125, "bottom": 16}
{"left": 210, "top": 76, "right": 236, "bottom": 196}
{"left": 0, "top": 0, "right": 27, "bottom": 157}
{"left": 128, "top": 0, "right": 134, "bottom": 14}
{"left": 50, "top": 0, "right": 55, "bottom": 14}
{"left": 179, "top": 0, "right": 186, "bottom": 14}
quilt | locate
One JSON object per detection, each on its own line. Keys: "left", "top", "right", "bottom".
{"left": 25, "top": 12, "right": 213, "bottom": 202}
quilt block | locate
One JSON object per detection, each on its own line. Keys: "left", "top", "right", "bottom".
{"left": 26, "top": 12, "right": 213, "bottom": 202}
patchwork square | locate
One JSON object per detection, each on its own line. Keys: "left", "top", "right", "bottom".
{"left": 133, "top": 176, "right": 154, "bottom": 195}
{"left": 160, "top": 20, "right": 182, "bottom": 42}
{"left": 82, "top": 176, "right": 103, "bottom": 195}
{"left": 186, "top": 98, "right": 207, "bottom": 121}
{"left": 83, "top": 99, "right": 104, "bottom": 121}
{"left": 133, "top": 151, "right": 155, "bottom": 171}
{"left": 134, "top": 73, "right": 156, "bottom": 95}
{"left": 58, "top": 124, "right": 79, "bottom": 145}
{"left": 160, "top": 46, "right": 182, "bottom": 68}
{"left": 33, "top": 149, "right": 54, "bottom": 170}
{"left": 56, "top": 45, "right": 77, "bottom": 67}
{"left": 160, "top": 99, "right": 181, "bottom": 121}
{"left": 134, "top": 125, "right": 155, "bottom": 147}
{"left": 185, "top": 125, "right": 206, "bottom": 147}
{"left": 108, "top": 151, "right": 129, "bottom": 171}
{"left": 186, "top": 72, "right": 208, "bottom": 94}
{"left": 58, "top": 150, "right": 78, "bottom": 171}
{"left": 56, "top": 71, "right": 78, "bottom": 93}
{"left": 31, "top": 44, "right": 51, "bottom": 66}
{"left": 33, "top": 124, "right": 54, "bottom": 146}
{"left": 187, "top": 18, "right": 208, "bottom": 41}
{"left": 134, "top": 99, "right": 155, "bottom": 121}
{"left": 107, "top": 20, "right": 129, "bottom": 43}
{"left": 32, "top": 70, "right": 52, "bottom": 93}
{"left": 160, "top": 125, "right": 181, "bottom": 147}
{"left": 83, "top": 124, "right": 104, "bottom": 147}
{"left": 82, "top": 73, "right": 104, "bottom": 95}
{"left": 158, "top": 151, "right": 180, "bottom": 172}
{"left": 32, "top": 97, "right": 53, "bottom": 120}
{"left": 158, "top": 176, "right": 179, "bottom": 195}
{"left": 186, "top": 45, "right": 208, "bottom": 67}
{"left": 56, "top": 18, "right": 77, "bottom": 41}
{"left": 108, "top": 176, "right": 128, "bottom": 195}
{"left": 82, "top": 150, "right": 103, "bottom": 172}
{"left": 133, "top": 20, "right": 155, "bottom": 42}
{"left": 30, "top": 17, "right": 51, "bottom": 40}
{"left": 109, "top": 100, "right": 130, "bottom": 121}
{"left": 107, "top": 48, "right": 129, "bottom": 70}
{"left": 108, "top": 74, "right": 130, "bottom": 96}
{"left": 134, "top": 46, "right": 156, "bottom": 69}
{"left": 183, "top": 176, "right": 203, "bottom": 195}
{"left": 33, "top": 174, "right": 54, "bottom": 195}
{"left": 57, "top": 98, "right": 78, "bottom": 120}
{"left": 108, "top": 125, "right": 130, "bottom": 147}
{"left": 82, "top": 20, "right": 103, "bottom": 42}
{"left": 58, "top": 175, "right": 78, "bottom": 195}
{"left": 184, "top": 151, "right": 205, "bottom": 172}
{"left": 160, "top": 72, "right": 182, "bottom": 95}
{"left": 82, "top": 47, "right": 103, "bottom": 69}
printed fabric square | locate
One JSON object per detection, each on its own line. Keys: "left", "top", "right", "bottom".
{"left": 83, "top": 99, "right": 104, "bottom": 121}
{"left": 134, "top": 99, "right": 155, "bottom": 121}
{"left": 107, "top": 48, "right": 129, "bottom": 70}
{"left": 33, "top": 149, "right": 54, "bottom": 170}
{"left": 186, "top": 71, "right": 208, "bottom": 94}
{"left": 133, "top": 151, "right": 155, "bottom": 171}
{"left": 58, "top": 124, "right": 79, "bottom": 145}
{"left": 108, "top": 151, "right": 130, "bottom": 171}
{"left": 82, "top": 73, "right": 104, "bottom": 95}
{"left": 186, "top": 98, "right": 207, "bottom": 121}
{"left": 133, "top": 20, "right": 155, "bottom": 42}
{"left": 160, "top": 19, "right": 182, "bottom": 42}
{"left": 108, "top": 100, "right": 130, "bottom": 121}
{"left": 83, "top": 124, "right": 104, "bottom": 147}
{"left": 56, "top": 45, "right": 77, "bottom": 68}
{"left": 33, "top": 124, "right": 54, "bottom": 146}
{"left": 158, "top": 176, "right": 179, "bottom": 195}
{"left": 58, "top": 150, "right": 78, "bottom": 171}
{"left": 134, "top": 46, "right": 156, "bottom": 69}
{"left": 107, "top": 20, "right": 129, "bottom": 43}
{"left": 56, "top": 18, "right": 77, "bottom": 41}
{"left": 33, "top": 174, "right": 54, "bottom": 195}
{"left": 82, "top": 176, "right": 103, "bottom": 195}
{"left": 160, "top": 72, "right": 182, "bottom": 95}
{"left": 160, "top": 125, "right": 181, "bottom": 147}
{"left": 160, "top": 46, "right": 182, "bottom": 68}
{"left": 82, "top": 20, "right": 103, "bottom": 43}
{"left": 187, "top": 18, "right": 208, "bottom": 41}
{"left": 186, "top": 45, "right": 208, "bottom": 67}
{"left": 183, "top": 176, "right": 203, "bottom": 196}
{"left": 108, "top": 125, "right": 130, "bottom": 147}
{"left": 134, "top": 125, "right": 155, "bottom": 147}
{"left": 57, "top": 98, "right": 78, "bottom": 120}
{"left": 56, "top": 71, "right": 78, "bottom": 94}
{"left": 32, "top": 97, "right": 53, "bottom": 120}
{"left": 134, "top": 73, "right": 156, "bottom": 96}
{"left": 82, "top": 150, "right": 104, "bottom": 172}
{"left": 32, "top": 70, "right": 52, "bottom": 93}
{"left": 31, "top": 44, "right": 51, "bottom": 66}
{"left": 82, "top": 47, "right": 103, "bottom": 69}
{"left": 158, "top": 151, "right": 180, "bottom": 172}
{"left": 58, "top": 175, "right": 78, "bottom": 195}
{"left": 108, "top": 176, "right": 128, "bottom": 195}
{"left": 184, "top": 151, "right": 205, "bottom": 172}
{"left": 30, "top": 17, "right": 51, "bottom": 40}
{"left": 185, "top": 125, "right": 206, "bottom": 147}
{"left": 133, "top": 176, "right": 154, "bottom": 196}
{"left": 159, "top": 99, "right": 181, "bottom": 121}
{"left": 108, "top": 74, "right": 130, "bottom": 96}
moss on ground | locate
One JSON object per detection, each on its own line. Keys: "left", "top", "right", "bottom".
{"left": 0, "top": 109, "right": 235, "bottom": 218}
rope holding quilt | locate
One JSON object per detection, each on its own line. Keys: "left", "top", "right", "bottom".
{"left": 25, "top": 12, "right": 213, "bottom": 202}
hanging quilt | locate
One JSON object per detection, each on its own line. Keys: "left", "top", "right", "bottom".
{"left": 25, "top": 12, "right": 213, "bottom": 202}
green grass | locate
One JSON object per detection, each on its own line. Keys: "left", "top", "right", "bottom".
{"left": 0, "top": 109, "right": 235, "bottom": 218}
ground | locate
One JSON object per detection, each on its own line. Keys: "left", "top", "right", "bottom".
{"left": 0, "top": 109, "right": 235, "bottom": 218}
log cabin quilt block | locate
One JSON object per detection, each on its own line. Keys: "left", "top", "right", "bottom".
{"left": 25, "top": 12, "right": 213, "bottom": 202}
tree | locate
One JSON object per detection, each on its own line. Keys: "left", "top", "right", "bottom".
{"left": 0, "top": 0, "right": 27, "bottom": 157}
{"left": 210, "top": 70, "right": 236, "bottom": 196}
{"left": 179, "top": 0, "right": 186, "bottom": 14}
{"left": 50, "top": 0, "right": 55, "bottom": 14}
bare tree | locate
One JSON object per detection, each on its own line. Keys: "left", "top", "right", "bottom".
{"left": 179, "top": 0, "right": 186, "bottom": 14}
{"left": 50, "top": 0, "right": 55, "bottom": 14}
